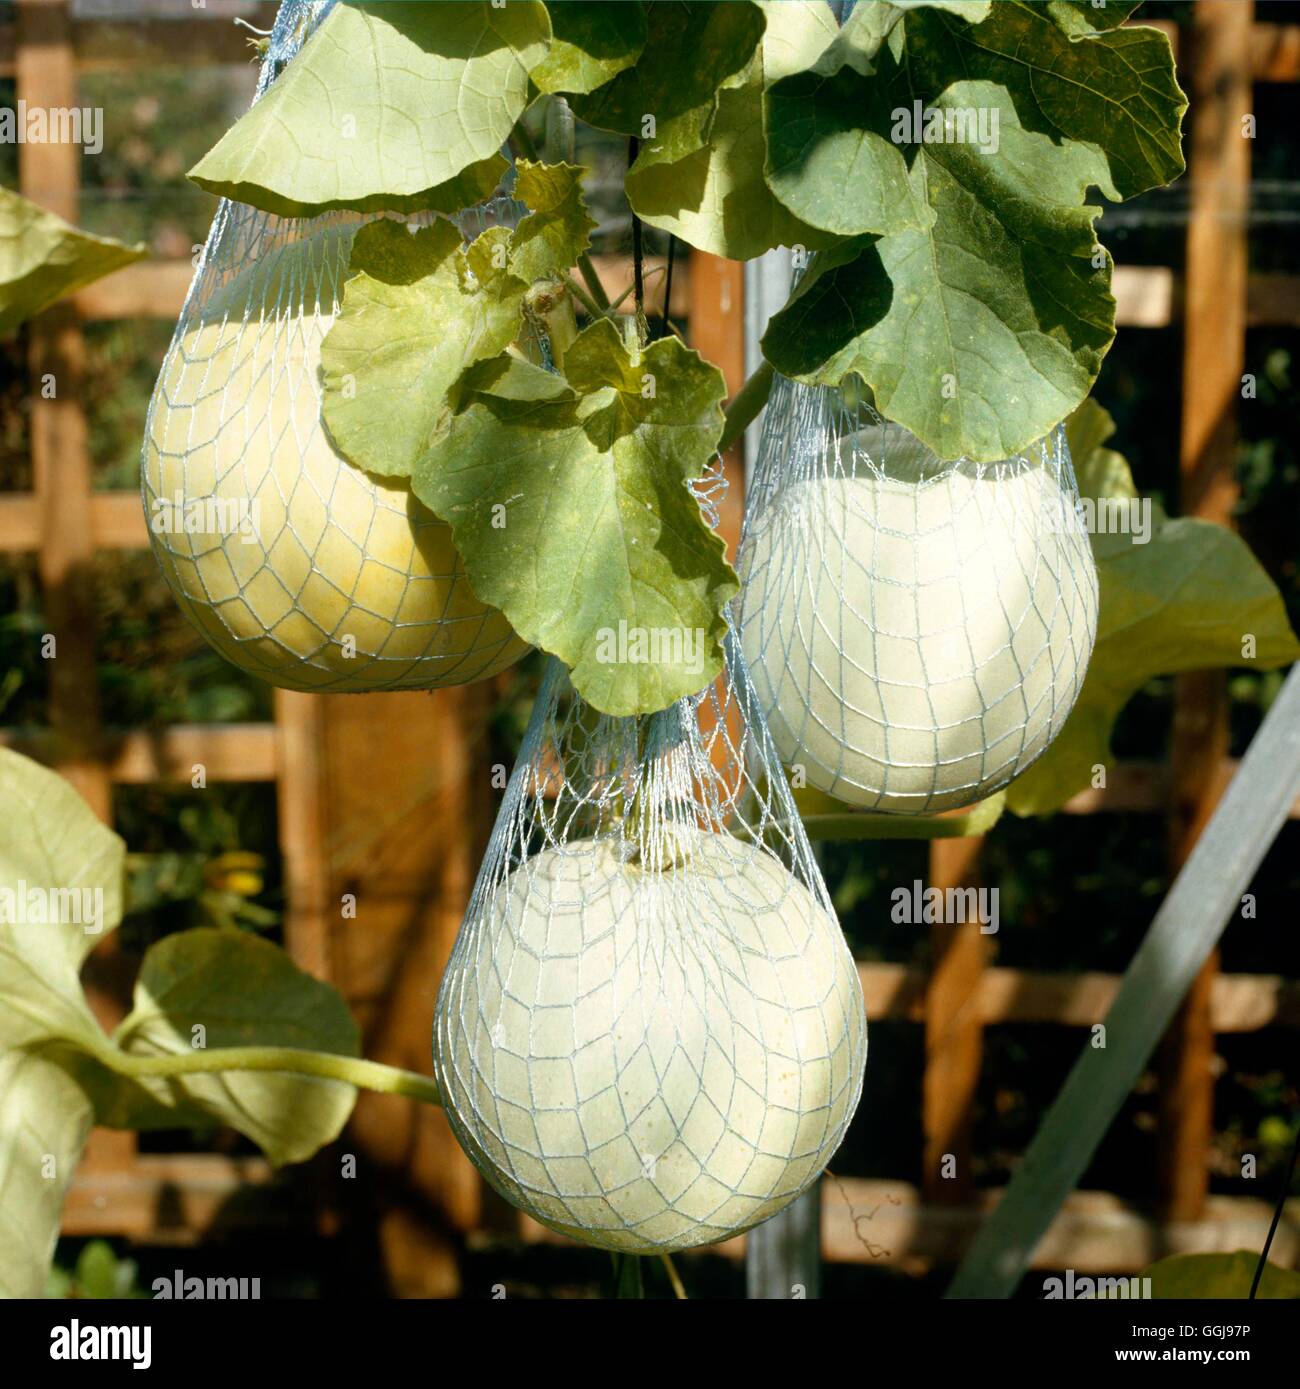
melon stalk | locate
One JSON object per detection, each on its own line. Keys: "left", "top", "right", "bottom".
{"left": 142, "top": 228, "right": 527, "bottom": 693}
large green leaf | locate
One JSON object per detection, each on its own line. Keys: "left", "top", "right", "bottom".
{"left": 571, "top": 1, "right": 765, "bottom": 140}
{"left": 0, "top": 188, "right": 145, "bottom": 335}
{"left": 532, "top": 0, "right": 646, "bottom": 95}
{"left": 107, "top": 928, "right": 359, "bottom": 1168}
{"left": 0, "top": 748, "right": 124, "bottom": 1053}
{"left": 412, "top": 319, "right": 736, "bottom": 716}
{"left": 1006, "top": 402, "right": 1300, "bottom": 816}
{"left": 625, "top": 1, "right": 841, "bottom": 260}
{"left": 1140, "top": 1251, "right": 1300, "bottom": 1300}
{"left": 320, "top": 161, "right": 594, "bottom": 479}
{"left": 188, "top": 1, "right": 550, "bottom": 217}
{"left": 320, "top": 219, "right": 530, "bottom": 478}
{"left": 761, "top": 1, "right": 1186, "bottom": 461}
{"left": 0, "top": 1051, "right": 93, "bottom": 1299}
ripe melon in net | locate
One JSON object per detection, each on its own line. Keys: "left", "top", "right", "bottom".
{"left": 142, "top": 227, "right": 528, "bottom": 693}
{"left": 433, "top": 829, "right": 867, "bottom": 1253}
{"left": 740, "top": 425, "right": 1098, "bottom": 813}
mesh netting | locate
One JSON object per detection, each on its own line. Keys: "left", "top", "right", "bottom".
{"left": 141, "top": 0, "right": 529, "bottom": 693}
{"left": 737, "top": 372, "right": 1099, "bottom": 814}
{"left": 432, "top": 617, "right": 868, "bottom": 1254}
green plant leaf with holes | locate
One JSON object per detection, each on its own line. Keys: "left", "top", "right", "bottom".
{"left": 412, "top": 319, "right": 736, "bottom": 716}
{"left": 320, "top": 161, "right": 594, "bottom": 479}
{"left": 188, "top": 1, "right": 551, "bottom": 217}
{"left": 1005, "top": 402, "right": 1300, "bottom": 816}
{"left": 625, "top": 1, "right": 841, "bottom": 261}
{"left": 761, "top": 1, "right": 1186, "bottom": 461}
{"left": 532, "top": 0, "right": 647, "bottom": 96}
{"left": 0, "top": 187, "right": 145, "bottom": 335}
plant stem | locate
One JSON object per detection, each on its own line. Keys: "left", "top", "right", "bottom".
{"left": 659, "top": 1253, "right": 687, "bottom": 1300}
{"left": 106, "top": 1045, "right": 441, "bottom": 1106}
{"left": 718, "top": 359, "right": 775, "bottom": 455}
{"left": 564, "top": 272, "right": 604, "bottom": 321}
{"left": 614, "top": 1254, "right": 645, "bottom": 1299}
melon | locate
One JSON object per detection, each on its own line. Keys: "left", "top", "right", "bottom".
{"left": 740, "top": 423, "right": 1098, "bottom": 813}
{"left": 433, "top": 829, "right": 867, "bottom": 1253}
{"left": 142, "top": 227, "right": 528, "bottom": 693}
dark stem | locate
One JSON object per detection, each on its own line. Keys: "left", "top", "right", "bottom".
{"left": 1250, "top": 1115, "right": 1300, "bottom": 1297}
{"left": 628, "top": 136, "right": 644, "bottom": 320}
{"left": 660, "top": 233, "right": 677, "bottom": 340}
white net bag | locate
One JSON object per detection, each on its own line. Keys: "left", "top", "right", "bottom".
{"left": 738, "top": 371, "right": 1099, "bottom": 815}
{"left": 141, "top": 0, "right": 529, "bottom": 693}
{"left": 433, "top": 616, "right": 868, "bottom": 1254}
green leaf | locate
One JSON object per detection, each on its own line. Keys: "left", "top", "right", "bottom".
{"left": 625, "top": 1, "right": 842, "bottom": 260}
{"left": 509, "top": 160, "right": 596, "bottom": 285}
{"left": 571, "top": 1, "right": 765, "bottom": 138}
{"left": 1045, "top": 1, "right": 1143, "bottom": 39}
{"left": 1140, "top": 1251, "right": 1300, "bottom": 1300}
{"left": 320, "top": 219, "right": 530, "bottom": 478}
{"left": 532, "top": 0, "right": 646, "bottom": 96}
{"left": 0, "top": 749, "right": 124, "bottom": 1053}
{"left": 0, "top": 187, "right": 145, "bottom": 334}
{"left": 761, "top": 1, "right": 1186, "bottom": 460}
{"left": 413, "top": 319, "right": 737, "bottom": 716}
{"left": 320, "top": 161, "right": 592, "bottom": 479}
{"left": 188, "top": 1, "right": 549, "bottom": 217}
{"left": 108, "top": 928, "right": 360, "bottom": 1167}
{"left": 0, "top": 1050, "right": 93, "bottom": 1299}
{"left": 1006, "top": 402, "right": 1300, "bottom": 816}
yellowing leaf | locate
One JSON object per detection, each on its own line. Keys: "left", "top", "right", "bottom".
{"left": 189, "top": 2, "right": 549, "bottom": 217}
{"left": 0, "top": 187, "right": 145, "bottom": 334}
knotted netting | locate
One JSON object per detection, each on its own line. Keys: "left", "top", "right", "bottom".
{"left": 737, "top": 371, "right": 1099, "bottom": 815}
{"left": 432, "top": 611, "right": 868, "bottom": 1254}
{"left": 141, "top": 0, "right": 529, "bottom": 693}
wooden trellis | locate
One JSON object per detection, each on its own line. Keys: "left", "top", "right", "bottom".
{"left": 2, "top": 0, "right": 1298, "bottom": 1290}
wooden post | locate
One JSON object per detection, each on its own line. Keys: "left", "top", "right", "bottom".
{"left": 16, "top": 0, "right": 133, "bottom": 1183}
{"left": 924, "top": 835, "right": 987, "bottom": 1206}
{"left": 1158, "top": 0, "right": 1253, "bottom": 1222}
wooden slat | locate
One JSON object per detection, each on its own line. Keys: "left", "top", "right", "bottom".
{"left": 0, "top": 490, "right": 148, "bottom": 550}
{"left": 1158, "top": 0, "right": 1253, "bottom": 1227}
{"left": 72, "top": 258, "right": 197, "bottom": 323}
{"left": 859, "top": 962, "right": 1300, "bottom": 1031}
{"left": 923, "top": 837, "right": 986, "bottom": 1206}
{"left": 0, "top": 723, "right": 278, "bottom": 783}
{"left": 0, "top": 11, "right": 271, "bottom": 76}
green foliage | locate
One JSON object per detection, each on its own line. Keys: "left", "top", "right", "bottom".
{"left": 189, "top": 1, "right": 550, "bottom": 217}
{"left": 761, "top": 1, "right": 1186, "bottom": 460}
{"left": 1006, "top": 402, "right": 1300, "bottom": 815}
{"left": 532, "top": 1, "right": 646, "bottom": 96}
{"left": 0, "top": 188, "right": 145, "bottom": 334}
{"left": 46, "top": 1240, "right": 147, "bottom": 1300}
{"left": 1140, "top": 1251, "right": 1300, "bottom": 1300}
{"left": 413, "top": 321, "right": 736, "bottom": 716}
{"left": 0, "top": 750, "right": 360, "bottom": 1295}
{"left": 624, "top": 0, "right": 840, "bottom": 260}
